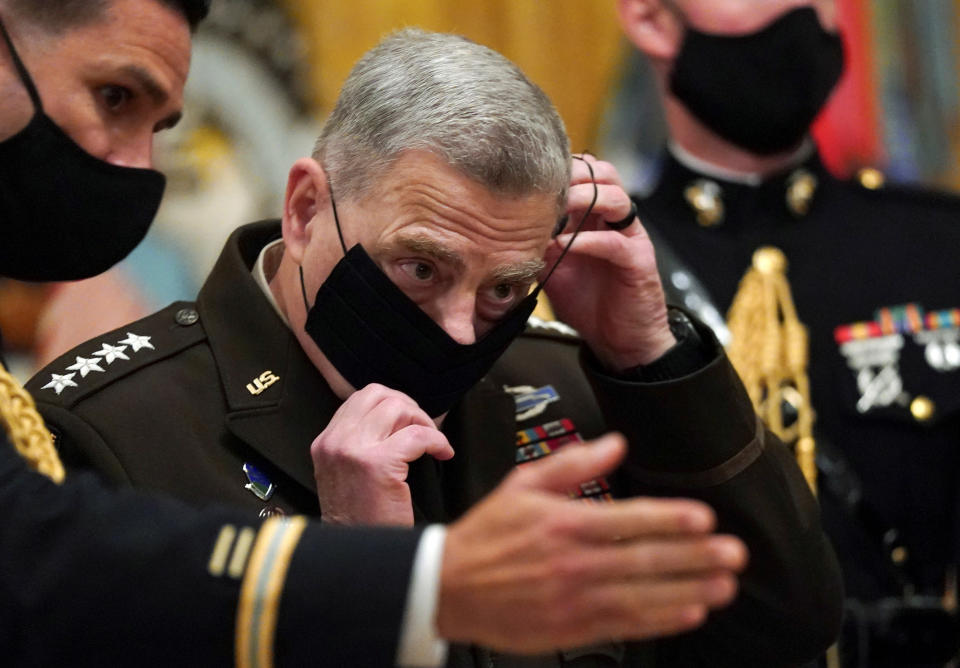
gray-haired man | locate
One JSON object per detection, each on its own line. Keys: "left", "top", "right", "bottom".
{"left": 30, "top": 29, "right": 842, "bottom": 666}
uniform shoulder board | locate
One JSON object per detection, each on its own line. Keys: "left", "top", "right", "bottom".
{"left": 523, "top": 315, "right": 581, "bottom": 342}
{"left": 26, "top": 301, "right": 207, "bottom": 409}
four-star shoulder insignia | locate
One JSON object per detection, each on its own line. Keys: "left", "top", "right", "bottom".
{"left": 41, "top": 373, "right": 78, "bottom": 395}
{"left": 40, "top": 333, "right": 153, "bottom": 395}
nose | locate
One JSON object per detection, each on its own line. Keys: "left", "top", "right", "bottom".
{"left": 433, "top": 293, "right": 477, "bottom": 345}
{"left": 106, "top": 132, "right": 154, "bottom": 169}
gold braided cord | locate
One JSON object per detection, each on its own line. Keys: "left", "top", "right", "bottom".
{"left": 0, "top": 364, "right": 65, "bottom": 483}
{"left": 726, "top": 247, "right": 816, "bottom": 494}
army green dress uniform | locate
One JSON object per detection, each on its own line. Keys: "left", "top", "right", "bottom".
{"left": 30, "top": 221, "right": 843, "bottom": 667}
{"left": 635, "top": 149, "right": 960, "bottom": 665}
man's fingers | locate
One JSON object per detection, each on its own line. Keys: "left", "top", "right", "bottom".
{"left": 570, "top": 156, "right": 625, "bottom": 188}
{"left": 582, "top": 602, "right": 710, "bottom": 644}
{"left": 569, "top": 534, "right": 747, "bottom": 579}
{"left": 570, "top": 497, "right": 718, "bottom": 541}
{"left": 567, "top": 183, "right": 635, "bottom": 224}
{"left": 509, "top": 433, "right": 626, "bottom": 493}
{"left": 594, "top": 571, "right": 738, "bottom": 611}
{"left": 384, "top": 424, "right": 454, "bottom": 462}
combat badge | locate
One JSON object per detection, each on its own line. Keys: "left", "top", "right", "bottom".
{"left": 504, "top": 383, "right": 560, "bottom": 421}
{"left": 242, "top": 462, "right": 276, "bottom": 501}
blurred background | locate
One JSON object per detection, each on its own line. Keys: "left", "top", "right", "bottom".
{"left": 4, "top": 0, "right": 960, "bottom": 378}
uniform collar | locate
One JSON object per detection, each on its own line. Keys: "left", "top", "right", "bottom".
{"left": 197, "top": 220, "right": 342, "bottom": 494}
{"left": 654, "top": 143, "right": 831, "bottom": 229}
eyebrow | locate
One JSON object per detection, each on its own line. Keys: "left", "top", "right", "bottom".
{"left": 390, "top": 234, "right": 545, "bottom": 284}
{"left": 120, "top": 64, "right": 182, "bottom": 130}
{"left": 392, "top": 235, "right": 465, "bottom": 270}
{"left": 490, "top": 259, "right": 545, "bottom": 284}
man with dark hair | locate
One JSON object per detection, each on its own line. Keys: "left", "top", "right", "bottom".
{"left": 0, "top": 2, "right": 758, "bottom": 665}
{"left": 618, "top": 0, "right": 960, "bottom": 664}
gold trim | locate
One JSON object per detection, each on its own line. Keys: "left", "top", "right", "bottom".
{"left": 208, "top": 524, "right": 237, "bottom": 577}
{"left": 229, "top": 527, "right": 258, "bottom": 579}
{"left": 235, "top": 517, "right": 308, "bottom": 668}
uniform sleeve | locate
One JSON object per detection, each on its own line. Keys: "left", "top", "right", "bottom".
{"left": 583, "top": 319, "right": 844, "bottom": 667}
{"left": 0, "top": 434, "right": 421, "bottom": 667}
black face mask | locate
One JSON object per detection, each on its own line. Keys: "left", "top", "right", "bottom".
{"left": 0, "top": 19, "right": 165, "bottom": 281}
{"left": 301, "top": 160, "right": 595, "bottom": 417}
{"left": 669, "top": 6, "right": 845, "bottom": 156}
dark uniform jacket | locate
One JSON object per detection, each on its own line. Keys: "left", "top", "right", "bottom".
{"left": 635, "top": 149, "right": 960, "bottom": 664}
{"left": 0, "top": 414, "right": 421, "bottom": 667}
{"left": 29, "top": 221, "right": 843, "bottom": 667}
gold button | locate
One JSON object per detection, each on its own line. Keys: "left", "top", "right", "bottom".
{"left": 752, "top": 246, "right": 787, "bottom": 274}
{"left": 910, "top": 396, "right": 935, "bottom": 422}
{"left": 857, "top": 167, "right": 885, "bottom": 190}
{"left": 891, "top": 546, "right": 909, "bottom": 565}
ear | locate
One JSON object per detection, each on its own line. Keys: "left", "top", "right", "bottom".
{"left": 282, "top": 157, "right": 329, "bottom": 265}
{"left": 617, "top": 0, "right": 686, "bottom": 62}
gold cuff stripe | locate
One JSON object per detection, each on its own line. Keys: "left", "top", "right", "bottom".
{"left": 208, "top": 524, "right": 237, "bottom": 577}
{"left": 229, "top": 527, "right": 257, "bottom": 579}
{"left": 235, "top": 516, "right": 308, "bottom": 668}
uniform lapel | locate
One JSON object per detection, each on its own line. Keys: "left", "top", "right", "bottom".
{"left": 198, "top": 221, "right": 337, "bottom": 496}
{"left": 437, "top": 375, "right": 517, "bottom": 521}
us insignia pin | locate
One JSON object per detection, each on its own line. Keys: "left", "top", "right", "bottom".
{"left": 243, "top": 462, "right": 276, "bottom": 501}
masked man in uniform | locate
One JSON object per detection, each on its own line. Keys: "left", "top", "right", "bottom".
{"left": 0, "top": 2, "right": 771, "bottom": 664}
{"left": 29, "top": 27, "right": 843, "bottom": 667}
{"left": 617, "top": 0, "right": 960, "bottom": 664}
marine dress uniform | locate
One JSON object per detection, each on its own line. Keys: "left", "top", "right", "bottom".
{"left": 636, "top": 148, "right": 960, "bottom": 665}
{"left": 29, "top": 221, "right": 843, "bottom": 667}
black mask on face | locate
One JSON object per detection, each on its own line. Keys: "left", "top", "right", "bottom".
{"left": 301, "top": 160, "right": 595, "bottom": 417}
{"left": 669, "top": 6, "right": 845, "bottom": 156}
{"left": 0, "top": 19, "right": 166, "bottom": 281}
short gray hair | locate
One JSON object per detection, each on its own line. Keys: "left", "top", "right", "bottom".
{"left": 314, "top": 29, "right": 570, "bottom": 211}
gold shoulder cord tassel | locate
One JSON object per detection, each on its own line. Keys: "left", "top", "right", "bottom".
{"left": 0, "top": 364, "right": 65, "bottom": 483}
{"left": 726, "top": 247, "right": 817, "bottom": 494}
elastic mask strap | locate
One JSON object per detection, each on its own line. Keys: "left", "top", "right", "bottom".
{"left": 536, "top": 155, "right": 598, "bottom": 291}
{"left": 329, "top": 185, "right": 349, "bottom": 255}
{"left": 0, "top": 17, "right": 44, "bottom": 112}
{"left": 299, "top": 179, "right": 349, "bottom": 312}
{"left": 299, "top": 266, "right": 309, "bottom": 312}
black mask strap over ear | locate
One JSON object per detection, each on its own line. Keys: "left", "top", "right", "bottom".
{"left": 328, "top": 183, "right": 349, "bottom": 255}
{"left": 537, "top": 155, "right": 598, "bottom": 291}
{"left": 299, "top": 177, "right": 350, "bottom": 311}
{"left": 0, "top": 17, "right": 43, "bottom": 113}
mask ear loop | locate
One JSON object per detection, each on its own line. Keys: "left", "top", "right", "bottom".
{"left": 536, "top": 155, "right": 598, "bottom": 292}
{"left": 299, "top": 178, "right": 350, "bottom": 311}
{"left": 0, "top": 18, "right": 44, "bottom": 113}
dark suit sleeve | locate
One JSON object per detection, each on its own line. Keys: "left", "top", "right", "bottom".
{"left": 584, "top": 320, "right": 844, "bottom": 667}
{"left": 0, "top": 434, "right": 420, "bottom": 667}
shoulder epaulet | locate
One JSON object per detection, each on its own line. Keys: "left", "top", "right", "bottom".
{"left": 853, "top": 166, "right": 960, "bottom": 213}
{"left": 26, "top": 301, "right": 207, "bottom": 409}
{"left": 522, "top": 315, "right": 581, "bottom": 343}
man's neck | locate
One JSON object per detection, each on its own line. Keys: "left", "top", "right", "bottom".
{"left": 268, "top": 250, "right": 356, "bottom": 401}
{"left": 663, "top": 95, "right": 811, "bottom": 180}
